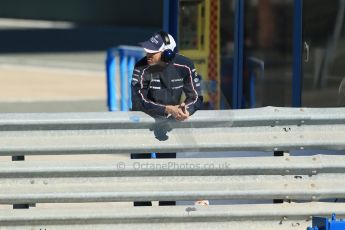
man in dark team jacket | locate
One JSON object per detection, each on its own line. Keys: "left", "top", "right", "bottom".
{"left": 130, "top": 31, "right": 203, "bottom": 206}
{"left": 131, "top": 31, "right": 203, "bottom": 119}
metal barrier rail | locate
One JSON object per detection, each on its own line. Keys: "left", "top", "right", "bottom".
{"left": 1, "top": 107, "right": 345, "bottom": 229}
{"left": 1, "top": 155, "right": 345, "bottom": 204}
{"left": 0, "top": 107, "right": 345, "bottom": 155}
{"left": 0, "top": 106, "right": 344, "bottom": 130}
{"left": 1, "top": 155, "right": 344, "bottom": 177}
{"left": 1, "top": 203, "right": 345, "bottom": 229}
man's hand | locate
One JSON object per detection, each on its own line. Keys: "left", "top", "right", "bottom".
{"left": 165, "top": 105, "right": 181, "bottom": 119}
{"left": 165, "top": 104, "right": 190, "bottom": 121}
{"left": 177, "top": 103, "right": 190, "bottom": 121}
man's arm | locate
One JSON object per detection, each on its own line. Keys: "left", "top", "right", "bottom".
{"left": 181, "top": 62, "right": 203, "bottom": 115}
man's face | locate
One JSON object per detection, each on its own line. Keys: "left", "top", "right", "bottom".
{"left": 146, "top": 51, "right": 162, "bottom": 66}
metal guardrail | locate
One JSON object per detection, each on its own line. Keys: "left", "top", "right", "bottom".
{"left": 1, "top": 155, "right": 344, "bottom": 177}
{"left": 0, "top": 106, "right": 345, "bottom": 229}
{"left": 1, "top": 156, "right": 345, "bottom": 204}
{"left": 1, "top": 203, "right": 345, "bottom": 229}
{"left": 0, "top": 107, "right": 344, "bottom": 155}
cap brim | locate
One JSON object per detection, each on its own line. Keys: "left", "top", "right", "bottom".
{"left": 143, "top": 48, "right": 160, "bottom": 53}
{"left": 139, "top": 40, "right": 164, "bottom": 53}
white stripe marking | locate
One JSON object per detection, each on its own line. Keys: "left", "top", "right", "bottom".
{"left": 172, "top": 85, "right": 183, "bottom": 89}
{"left": 149, "top": 86, "right": 161, "bottom": 89}
{"left": 171, "top": 78, "right": 183, "bottom": 82}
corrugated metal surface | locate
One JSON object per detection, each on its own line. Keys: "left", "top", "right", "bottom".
{"left": 1, "top": 203, "right": 345, "bottom": 229}
{"left": 0, "top": 155, "right": 344, "bottom": 177}
{"left": 1, "top": 107, "right": 344, "bottom": 130}
{"left": 0, "top": 107, "right": 345, "bottom": 155}
{"left": 0, "top": 107, "right": 344, "bottom": 229}
{"left": 1, "top": 175, "right": 345, "bottom": 203}
{"left": 1, "top": 155, "right": 345, "bottom": 204}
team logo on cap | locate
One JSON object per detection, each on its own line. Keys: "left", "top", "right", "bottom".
{"left": 150, "top": 37, "right": 159, "bottom": 44}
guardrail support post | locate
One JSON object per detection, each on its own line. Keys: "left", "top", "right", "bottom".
{"left": 273, "top": 150, "right": 284, "bottom": 203}
{"left": 12, "top": 155, "right": 30, "bottom": 209}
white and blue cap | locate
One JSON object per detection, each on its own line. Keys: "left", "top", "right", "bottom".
{"left": 139, "top": 32, "right": 176, "bottom": 53}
